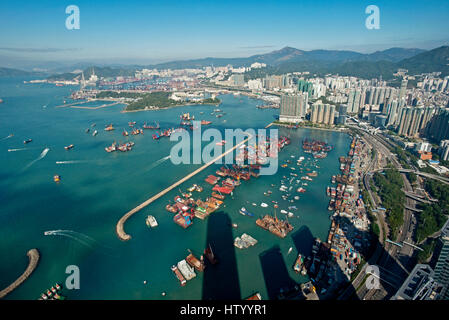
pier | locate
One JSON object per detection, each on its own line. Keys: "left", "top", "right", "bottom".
{"left": 116, "top": 135, "right": 252, "bottom": 241}
{"left": 0, "top": 249, "right": 40, "bottom": 299}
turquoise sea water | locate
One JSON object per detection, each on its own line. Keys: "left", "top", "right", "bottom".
{"left": 0, "top": 77, "right": 350, "bottom": 300}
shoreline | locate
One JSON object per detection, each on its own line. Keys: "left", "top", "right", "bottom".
{"left": 272, "top": 122, "right": 348, "bottom": 133}
{"left": 121, "top": 101, "right": 221, "bottom": 113}
{"left": 0, "top": 249, "right": 40, "bottom": 299}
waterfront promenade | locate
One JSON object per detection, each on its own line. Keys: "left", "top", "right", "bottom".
{"left": 0, "top": 249, "right": 40, "bottom": 299}
{"left": 116, "top": 135, "right": 251, "bottom": 241}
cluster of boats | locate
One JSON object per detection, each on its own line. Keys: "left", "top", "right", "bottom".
{"left": 303, "top": 139, "right": 333, "bottom": 159}
{"left": 38, "top": 283, "right": 65, "bottom": 300}
{"left": 105, "top": 141, "right": 135, "bottom": 152}
{"left": 171, "top": 248, "right": 215, "bottom": 286}
{"left": 234, "top": 233, "right": 258, "bottom": 249}
{"left": 255, "top": 212, "right": 294, "bottom": 238}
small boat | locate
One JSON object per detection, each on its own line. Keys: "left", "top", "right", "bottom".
{"left": 24, "top": 139, "right": 32, "bottom": 144}
{"left": 92, "top": 130, "right": 98, "bottom": 136}
{"left": 186, "top": 250, "right": 205, "bottom": 272}
{"left": 85, "top": 128, "right": 90, "bottom": 133}
{"left": 64, "top": 144, "right": 74, "bottom": 150}
{"left": 260, "top": 203, "right": 268, "bottom": 208}
{"left": 53, "top": 175, "right": 61, "bottom": 183}
{"left": 232, "top": 223, "right": 238, "bottom": 228}
{"left": 104, "top": 124, "right": 114, "bottom": 131}
{"left": 171, "top": 265, "right": 186, "bottom": 286}
{"left": 122, "top": 129, "right": 129, "bottom": 136}
{"left": 204, "top": 244, "right": 218, "bottom": 265}
{"left": 146, "top": 215, "right": 158, "bottom": 228}
{"left": 239, "top": 207, "right": 254, "bottom": 217}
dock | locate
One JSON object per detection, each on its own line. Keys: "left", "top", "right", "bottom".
{"left": 0, "top": 249, "right": 40, "bottom": 299}
{"left": 116, "top": 134, "right": 252, "bottom": 241}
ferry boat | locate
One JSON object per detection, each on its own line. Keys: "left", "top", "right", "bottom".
{"left": 64, "top": 144, "right": 74, "bottom": 150}
{"left": 171, "top": 265, "right": 186, "bottom": 286}
{"left": 239, "top": 207, "right": 254, "bottom": 217}
{"left": 204, "top": 244, "right": 218, "bottom": 265}
{"left": 146, "top": 215, "right": 158, "bottom": 228}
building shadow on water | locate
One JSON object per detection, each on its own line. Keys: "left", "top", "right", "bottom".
{"left": 202, "top": 211, "right": 241, "bottom": 300}
{"left": 259, "top": 245, "right": 305, "bottom": 300}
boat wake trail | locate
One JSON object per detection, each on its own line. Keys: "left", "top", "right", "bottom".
{"left": 146, "top": 155, "right": 171, "bottom": 171}
{"left": 44, "top": 230, "right": 116, "bottom": 256}
{"left": 8, "top": 148, "right": 27, "bottom": 152}
{"left": 23, "top": 147, "right": 49, "bottom": 170}
{"left": 56, "top": 160, "right": 90, "bottom": 165}
{"left": 1, "top": 134, "right": 14, "bottom": 141}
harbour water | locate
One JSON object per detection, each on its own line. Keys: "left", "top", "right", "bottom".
{"left": 0, "top": 77, "right": 351, "bottom": 299}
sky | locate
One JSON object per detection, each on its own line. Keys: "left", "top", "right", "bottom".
{"left": 0, "top": 0, "right": 448, "bottom": 68}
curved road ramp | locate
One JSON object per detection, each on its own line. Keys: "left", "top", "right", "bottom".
{"left": 0, "top": 249, "right": 40, "bottom": 299}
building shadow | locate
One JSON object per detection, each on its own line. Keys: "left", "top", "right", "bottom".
{"left": 202, "top": 211, "right": 241, "bottom": 300}
{"left": 259, "top": 245, "right": 304, "bottom": 300}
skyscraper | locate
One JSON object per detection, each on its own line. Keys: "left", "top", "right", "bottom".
{"left": 433, "top": 219, "right": 449, "bottom": 299}
{"left": 399, "top": 79, "right": 408, "bottom": 101}
{"left": 279, "top": 93, "right": 308, "bottom": 123}
{"left": 310, "top": 102, "right": 335, "bottom": 125}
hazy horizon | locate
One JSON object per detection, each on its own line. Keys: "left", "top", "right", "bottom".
{"left": 1, "top": 0, "right": 449, "bottom": 70}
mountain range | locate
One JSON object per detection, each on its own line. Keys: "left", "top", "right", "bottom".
{"left": 1, "top": 45, "right": 448, "bottom": 80}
